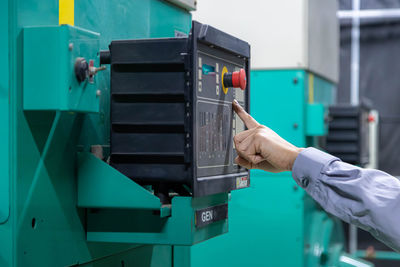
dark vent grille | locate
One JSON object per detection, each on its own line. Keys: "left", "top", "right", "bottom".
{"left": 326, "top": 105, "right": 370, "bottom": 166}
{"left": 109, "top": 39, "right": 190, "bottom": 183}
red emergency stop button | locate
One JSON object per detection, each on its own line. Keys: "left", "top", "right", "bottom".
{"left": 232, "top": 69, "right": 247, "bottom": 90}
{"left": 223, "top": 68, "right": 247, "bottom": 90}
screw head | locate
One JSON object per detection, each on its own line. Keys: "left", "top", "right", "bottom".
{"left": 293, "top": 77, "right": 298, "bottom": 84}
{"left": 69, "top": 43, "right": 74, "bottom": 51}
{"left": 96, "top": 90, "right": 101, "bottom": 97}
{"left": 293, "top": 123, "right": 298, "bottom": 129}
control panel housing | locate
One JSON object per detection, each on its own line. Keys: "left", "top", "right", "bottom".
{"left": 107, "top": 21, "right": 250, "bottom": 197}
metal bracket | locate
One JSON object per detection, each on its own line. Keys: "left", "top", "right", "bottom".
{"left": 77, "top": 152, "right": 162, "bottom": 210}
{"left": 77, "top": 152, "right": 229, "bottom": 245}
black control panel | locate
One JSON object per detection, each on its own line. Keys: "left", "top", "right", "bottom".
{"left": 103, "top": 21, "right": 250, "bottom": 199}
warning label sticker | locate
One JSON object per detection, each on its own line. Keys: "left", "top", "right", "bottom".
{"left": 236, "top": 176, "right": 248, "bottom": 189}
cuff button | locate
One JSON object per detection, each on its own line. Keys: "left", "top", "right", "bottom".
{"left": 301, "top": 177, "right": 310, "bottom": 188}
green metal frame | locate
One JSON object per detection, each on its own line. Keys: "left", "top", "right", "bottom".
{"left": 86, "top": 194, "right": 228, "bottom": 246}
{"left": 77, "top": 152, "right": 162, "bottom": 210}
{"left": 78, "top": 152, "right": 229, "bottom": 246}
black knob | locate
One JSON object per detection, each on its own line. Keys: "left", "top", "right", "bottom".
{"left": 74, "top": 57, "right": 89, "bottom": 83}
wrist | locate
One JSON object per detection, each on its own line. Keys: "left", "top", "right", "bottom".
{"left": 288, "top": 147, "right": 304, "bottom": 171}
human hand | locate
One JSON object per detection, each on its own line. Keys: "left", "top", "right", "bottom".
{"left": 232, "top": 100, "right": 303, "bottom": 172}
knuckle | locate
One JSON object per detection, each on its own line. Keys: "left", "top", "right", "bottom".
{"left": 254, "top": 132, "right": 265, "bottom": 143}
{"left": 254, "top": 131, "right": 263, "bottom": 138}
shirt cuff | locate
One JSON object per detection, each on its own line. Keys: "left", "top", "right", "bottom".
{"left": 292, "top": 147, "right": 340, "bottom": 189}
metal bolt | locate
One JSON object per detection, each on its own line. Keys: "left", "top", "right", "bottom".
{"left": 96, "top": 90, "right": 101, "bottom": 97}
{"left": 293, "top": 123, "right": 298, "bottom": 129}
{"left": 68, "top": 43, "right": 74, "bottom": 51}
{"left": 293, "top": 77, "right": 298, "bottom": 84}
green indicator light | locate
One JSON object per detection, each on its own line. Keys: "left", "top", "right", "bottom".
{"left": 202, "top": 64, "right": 215, "bottom": 75}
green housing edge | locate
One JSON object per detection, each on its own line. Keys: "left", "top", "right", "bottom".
{"left": 78, "top": 152, "right": 229, "bottom": 246}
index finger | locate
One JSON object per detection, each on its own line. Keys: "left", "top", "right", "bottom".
{"left": 232, "top": 99, "right": 259, "bottom": 129}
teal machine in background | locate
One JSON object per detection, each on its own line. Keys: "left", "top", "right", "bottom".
{"left": 1, "top": 0, "right": 241, "bottom": 266}
{"left": 190, "top": 0, "right": 374, "bottom": 266}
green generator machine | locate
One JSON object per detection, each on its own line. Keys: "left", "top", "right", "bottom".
{"left": 1, "top": 0, "right": 247, "bottom": 266}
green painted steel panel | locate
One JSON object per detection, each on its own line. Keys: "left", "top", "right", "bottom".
{"left": 77, "top": 152, "right": 162, "bottom": 210}
{"left": 0, "top": 0, "right": 9, "bottom": 224}
{"left": 86, "top": 193, "right": 228, "bottom": 245}
{"left": 79, "top": 245, "right": 173, "bottom": 267}
{"left": 0, "top": 0, "right": 11, "bottom": 266}
{"left": 23, "top": 25, "right": 100, "bottom": 113}
{"left": 5, "top": 0, "right": 192, "bottom": 266}
{"left": 306, "top": 103, "right": 326, "bottom": 136}
{"left": 251, "top": 70, "right": 307, "bottom": 147}
{"left": 309, "top": 73, "right": 337, "bottom": 106}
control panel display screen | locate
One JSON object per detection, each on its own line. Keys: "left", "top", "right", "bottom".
{"left": 195, "top": 46, "right": 247, "bottom": 178}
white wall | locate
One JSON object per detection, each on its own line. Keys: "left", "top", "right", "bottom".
{"left": 193, "top": 0, "right": 339, "bottom": 82}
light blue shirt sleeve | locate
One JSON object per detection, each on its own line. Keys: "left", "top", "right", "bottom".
{"left": 292, "top": 147, "right": 400, "bottom": 252}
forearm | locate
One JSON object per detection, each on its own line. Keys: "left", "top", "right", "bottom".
{"left": 292, "top": 147, "right": 400, "bottom": 252}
